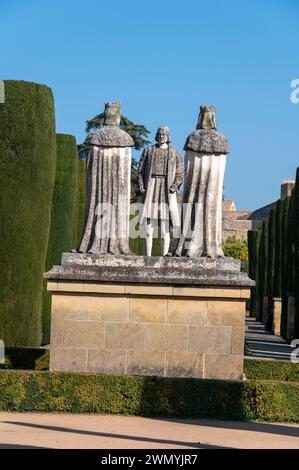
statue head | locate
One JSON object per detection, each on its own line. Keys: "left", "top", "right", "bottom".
{"left": 103, "top": 102, "right": 121, "bottom": 126}
{"left": 196, "top": 105, "right": 217, "bottom": 130}
{"left": 155, "top": 125, "right": 170, "bottom": 144}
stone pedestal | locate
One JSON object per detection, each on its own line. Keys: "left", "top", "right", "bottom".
{"left": 45, "top": 254, "right": 254, "bottom": 380}
{"left": 273, "top": 298, "right": 282, "bottom": 336}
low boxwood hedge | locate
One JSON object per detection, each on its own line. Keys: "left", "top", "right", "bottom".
{"left": 244, "top": 359, "right": 299, "bottom": 382}
{"left": 0, "top": 370, "right": 298, "bottom": 422}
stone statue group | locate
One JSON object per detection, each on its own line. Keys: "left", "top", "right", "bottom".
{"left": 76, "top": 102, "right": 229, "bottom": 259}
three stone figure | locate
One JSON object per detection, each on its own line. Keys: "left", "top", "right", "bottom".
{"left": 76, "top": 102, "right": 229, "bottom": 259}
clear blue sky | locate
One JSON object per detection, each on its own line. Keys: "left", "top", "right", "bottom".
{"left": 1, "top": 0, "right": 298, "bottom": 209}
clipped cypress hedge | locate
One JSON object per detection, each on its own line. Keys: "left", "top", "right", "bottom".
{"left": 42, "top": 134, "right": 78, "bottom": 344}
{"left": 0, "top": 370, "right": 298, "bottom": 422}
{"left": 0, "top": 80, "right": 56, "bottom": 347}
{"left": 73, "top": 157, "right": 86, "bottom": 247}
{"left": 273, "top": 198, "right": 283, "bottom": 298}
{"left": 257, "top": 221, "right": 268, "bottom": 321}
{"left": 294, "top": 167, "right": 299, "bottom": 339}
{"left": 266, "top": 209, "right": 276, "bottom": 330}
{"left": 248, "top": 229, "right": 261, "bottom": 317}
{"left": 281, "top": 196, "right": 291, "bottom": 338}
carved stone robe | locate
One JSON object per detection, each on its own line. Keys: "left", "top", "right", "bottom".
{"left": 77, "top": 125, "right": 134, "bottom": 255}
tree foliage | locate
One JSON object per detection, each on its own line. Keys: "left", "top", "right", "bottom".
{"left": 222, "top": 236, "right": 248, "bottom": 262}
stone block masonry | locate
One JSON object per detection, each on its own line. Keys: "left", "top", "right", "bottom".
{"left": 48, "top": 281, "right": 250, "bottom": 380}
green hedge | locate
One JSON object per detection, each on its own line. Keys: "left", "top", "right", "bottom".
{"left": 257, "top": 220, "right": 268, "bottom": 321}
{"left": 248, "top": 230, "right": 261, "bottom": 317}
{"left": 244, "top": 359, "right": 299, "bottom": 383}
{"left": 281, "top": 196, "right": 291, "bottom": 338}
{"left": 73, "top": 157, "right": 86, "bottom": 247}
{"left": 294, "top": 168, "right": 299, "bottom": 339}
{"left": 42, "top": 134, "right": 78, "bottom": 344}
{"left": 0, "top": 80, "right": 56, "bottom": 347}
{"left": 0, "top": 370, "right": 298, "bottom": 422}
{"left": 266, "top": 209, "right": 275, "bottom": 330}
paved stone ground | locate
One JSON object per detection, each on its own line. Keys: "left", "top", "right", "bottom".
{"left": 245, "top": 317, "right": 294, "bottom": 361}
{"left": 0, "top": 412, "right": 298, "bottom": 449}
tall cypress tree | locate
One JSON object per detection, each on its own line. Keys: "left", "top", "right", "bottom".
{"left": 266, "top": 208, "right": 276, "bottom": 331}
{"left": 248, "top": 229, "right": 261, "bottom": 317}
{"left": 284, "top": 191, "right": 295, "bottom": 339}
{"left": 273, "top": 199, "right": 283, "bottom": 298}
{"left": 257, "top": 220, "right": 268, "bottom": 322}
{"left": 294, "top": 168, "right": 299, "bottom": 338}
{"left": 0, "top": 81, "right": 56, "bottom": 346}
{"left": 281, "top": 196, "right": 291, "bottom": 339}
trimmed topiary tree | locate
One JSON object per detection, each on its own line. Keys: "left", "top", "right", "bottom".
{"left": 281, "top": 196, "right": 291, "bottom": 339}
{"left": 257, "top": 220, "right": 268, "bottom": 322}
{"left": 294, "top": 168, "right": 299, "bottom": 339}
{"left": 273, "top": 198, "right": 283, "bottom": 298}
{"left": 73, "top": 157, "right": 86, "bottom": 247}
{"left": 286, "top": 192, "right": 295, "bottom": 340}
{"left": 0, "top": 80, "right": 56, "bottom": 346}
{"left": 42, "top": 134, "right": 78, "bottom": 344}
{"left": 248, "top": 229, "right": 261, "bottom": 317}
{"left": 266, "top": 208, "right": 276, "bottom": 331}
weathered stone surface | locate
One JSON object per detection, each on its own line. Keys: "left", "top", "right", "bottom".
{"left": 63, "top": 320, "right": 105, "bottom": 349}
{"left": 50, "top": 318, "right": 63, "bottom": 348}
{"left": 273, "top": 298, "right": 282, "bottom": 336}
{"left": 146, "top": 324, "right": 188, "bottom": 352}
{"left": 204, "top": 354, "right": 243, "bottom": 380}
{"left": 166, "top": 352, "right": 204, "bottom": 378}
{"left": 213, "top": 288, "right": 241, "bottom": 298}
{"left": 50, "top": 348, "right": 87, "bottom": 372}
{"left": 105, "top": 322, "right": 145, "bottom": 350}
{"left": 207, "top": 300, "right": 244, "bottom": 325}
{"left": 138, "top": 125, "right": 183, "bottom": 256}
{"left": 172, "top": 287, "right": 215, "bottom": 297}
{"left": 48, "top": 273, "right": 247, "bottom": 378}
{"left": 57, "top": 281, "right": 84, "bottom": 292}
{"left": 88, "top": 349, "right": 126, "bottom": 374}
{"left": 52, "top": 294, "right": 90, "bottom": 320}
{"left": 127, "top": 351, "right": 165, "bottom": 376}
{"left": 90, "top": 296, "right": 129, "bottom": 321}
{"left": 130, "top": 298, "right": 167, "bottom": 323}
{"left": 176, "top": 105, "right": 228, "bottom": 258}
{"left": 125, "top": 284, "right": 172, "bottom": 296}
{"left": 76, "top": 102, "right": 133, "bottom": 255}
{"left": 83, "top": 283, "right": 125, "bottom": 294}
{"left": 231, "top": 326, "right": 245, "bottom": 355}
{"left": 46, "top": 253, "right": 254, "bottom": 287}
{"left": 189, "top": 325, "right": 232, "bottom": 354}
{"left": 184, "top": 129, "right": 229, "bottom": 154}
{"left": 47, "top": 281, "right": 58, "bottom": 291}
{"left": 86, "top": 125, "right": 134, "bottom": 148}
{"left": 168, "top": 299, "right": 207, "bottom": 324}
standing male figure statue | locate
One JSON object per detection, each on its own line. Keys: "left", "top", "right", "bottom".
{"left": 175, "top": 105, "right": 229, "bottom": 258}
{"left": 138, "top": 126, "right": 183, "bottom": 256}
